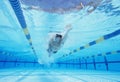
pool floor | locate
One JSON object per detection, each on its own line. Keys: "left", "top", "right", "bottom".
{"left": 0, "top": 68, "right": 120, "bottom": 82}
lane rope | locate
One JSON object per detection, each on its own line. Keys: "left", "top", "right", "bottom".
{"left": 62, "top": 29, "right": 120, "bottom": 57}
{"left": 58, "top": 50, "right": 120, "bottom": 62}
{"left": 9, "top": 0, "right": 37, "bottom": 59}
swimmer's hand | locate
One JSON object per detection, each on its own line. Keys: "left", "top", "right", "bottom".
{"left": 65, "top": 24, "right": 72, "bottom": 31}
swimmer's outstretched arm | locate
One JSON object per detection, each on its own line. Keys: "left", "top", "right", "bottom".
{"left": 61, "top": 24, "right": 72, "bottom": 44}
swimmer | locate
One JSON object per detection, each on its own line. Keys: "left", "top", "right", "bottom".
{"left": 47, "top": 24, "right": 72, "bottom": 57}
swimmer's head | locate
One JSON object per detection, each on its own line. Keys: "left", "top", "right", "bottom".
{"left": 55, "top": 34, "right": 62, "bottom": 42}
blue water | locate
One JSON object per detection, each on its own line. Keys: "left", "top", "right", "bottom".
{"left": 0, "top": 0, "right": 120, "bottom": 82}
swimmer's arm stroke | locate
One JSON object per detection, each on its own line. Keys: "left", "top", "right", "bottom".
{"left": 61, "top": 24, "right": 72, "bottom": 45}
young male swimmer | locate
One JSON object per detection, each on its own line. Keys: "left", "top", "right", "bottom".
{"left": 47, "top": 24, "right": 72, "bottom": 57}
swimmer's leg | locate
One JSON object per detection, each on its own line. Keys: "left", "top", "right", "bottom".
{"left": 47, "top": 47, "right": 53, "bottom": 57}
{"left": 48, "top": 52, "right": 52, "bottom": 57}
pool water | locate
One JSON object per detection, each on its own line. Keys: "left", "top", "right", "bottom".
{"left": 0, "top": 0, "right": 120, "bottom": 82}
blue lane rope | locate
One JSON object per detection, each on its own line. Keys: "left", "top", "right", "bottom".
{"left": 90, "top": 50, "right": 120, "bottom": 58}
{"left": 63, "top": 29, "right": 120, "bottom": 57}
{"left": 58, "top": 50, "right": 120, "bottom": 63}
{"left": 9, "top": 0, "right": 37, "bottom": 58}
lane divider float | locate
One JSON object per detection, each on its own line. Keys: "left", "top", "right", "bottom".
{"left": 9, "top": 0, "right": 37, "bottom": 58}
{"left": 63, "top": 29, "right": 120, "bottom": 57}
